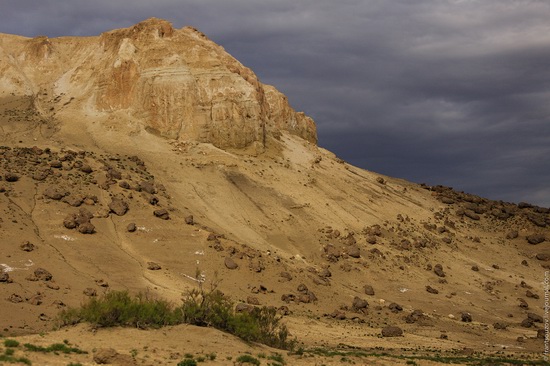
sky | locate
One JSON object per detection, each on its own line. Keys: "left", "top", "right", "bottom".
{"left": 1, "top": 0, "right": 549, "bottom": 207}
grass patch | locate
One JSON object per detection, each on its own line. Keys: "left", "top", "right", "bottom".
{"left": 299, "top": 347, "right": 547, "bottom": 365}
{"left": 268, "top": 353, "right": 285, "bottom": 364}
{"left": 23, "top": 343, "right": 87, "bottom": 354}
{"left": 0, "top": 354, "right": 32, "bottom": 365}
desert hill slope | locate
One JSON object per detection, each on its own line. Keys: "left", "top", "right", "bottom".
{"left": 0, "top": 19, "right": 548, "bottom": 365}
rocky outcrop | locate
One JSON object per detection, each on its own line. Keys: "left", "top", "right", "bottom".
{"left": 0, "top": 18, "right": 317, "bottom": 149}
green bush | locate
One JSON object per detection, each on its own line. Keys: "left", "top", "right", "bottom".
{"left": 178, "top": 289, "right": 292, "bottom": 349}
{"left": 57, "top": 285, "right": 294, "bottom": 349}
{"left": 58, "top": 291, "right": 178, "bottom": 329}
{"left": 4, "top": 339, "right": 19, "bottom": 348}
{"left": 177, "top": 359, "right": 197, "bottom": 366}
{"left": 236, "top": 354, "right": 261, "bottom": 365}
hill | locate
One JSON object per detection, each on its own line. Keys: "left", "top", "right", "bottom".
{"left": 0, "top": 18, "right": 548, "bottom": 365}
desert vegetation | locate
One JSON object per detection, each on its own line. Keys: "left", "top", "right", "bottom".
{"left": 58, "top": 282, "right": 293, "bottom": 350}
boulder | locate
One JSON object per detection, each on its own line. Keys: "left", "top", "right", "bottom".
{"left": 381, "top": 326, "right": 403, "bottom": 337}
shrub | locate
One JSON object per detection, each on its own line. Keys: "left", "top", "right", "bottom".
{"left": 268, "top": 353, "right": 285, "bottom": 364}
{"left": 177, "top": 359, "right": 197, "bottom": 366}
{"left": 58, "top": 291, "right": 178, "bottom": 329}
{"left": 236, "top": 354, "right": 260, "bottom": 365}
{"left": 177, "top": 285, "right": 293, "bottom": 349}
{"left": 4, "top": 339, "right": 19, "bottom": 348}
{"left": 57, "top": 283, "right": 294, "bottom": 349}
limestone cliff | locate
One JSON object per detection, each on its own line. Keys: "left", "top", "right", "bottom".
{"left": 0, "top": 18, "right": 317, "bottom": 148}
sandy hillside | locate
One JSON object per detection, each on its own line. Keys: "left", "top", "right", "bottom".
{"left": 0, "top": 19, "right": 548, "bottom": 365}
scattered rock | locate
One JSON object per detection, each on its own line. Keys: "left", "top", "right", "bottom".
{"left": 20, "top": 241, "right": 36, "bottom": 252}
{"left": 139, "top": 181, "right": 157, "bottom": 194}
{"left": 347, "top": 245, "right": 361, "bottom": 258}
{"left": 381, "top": 325, "right": 403, "bottom": 337}
{"left": 224, "top": 257, "right": 238, "bottom": 270}
{"left": 28, "top": 294, "right": 43, "bottom": 306}
{"left": 330, "top": 310, "right": 346, "bottom": 320}
{"left": 506, "top": 231, "right": 519, "bottom": 239}
{"left": 78, "top": 222, "right": 96, "bottom": 234}
{"left": 405, "top": 309, "right": 425, "bottom": 323}
{"left": 526, "top": 290, "right": 540, "bottom": 299}
{"left": 426, "top": 285, "right": 439, "bottom": 294}
{"left": 47, "top": 282, "right": 60, "bottom": 290}
{"left": 148, "top": 195, "right": 159, "bottom": 205}
{"left": 50, "top": 160, "right": 62, "bottom": 168}
{"left": 297, "top": 283, "right": 309, "bottom": 293}
{"left": 388, "top": 302, "right": 403, "bottom": 313}
{"left": 27, "top": 268, "right": 53, "bottom": 281}
{"left": 4, "top": 172, "right": 19, "bottom": 182}
{"left": 235, "top": 303, "right": 254, "bottom": 313}
{"left": 93, "top": 348, "right": 118, "bottom": 364}
{"left": 279, "top": 272, "right": 292, "bottom": 281}
{"left": 118, "top": 180, "right": 130, "bottom": 189}
{"left": 83, "top": 288, "right": 97, "bottom": 296}
{"left": 127, "top": 223, "right": 137, "bottom": 232}
{"left": 246, "top": 296, "right": 260, "bottom": 305}
{"left": 281, "top": 294, "right": 296, "bottom": 303}
{"left": 185, "top": 215, "right": 194, "bottom": 225}
{"left": 527, "top": 234, "right": 546, "bottom": 245}
{"left": 8, "top": 293, "right": 23, "bottom": 303}
{"left": 153, "top": 209, "right": 170, "bottom": 220}
{"left": 518, "top": 298, "right": 529, "bottom": 309}
{"left": 352, "top": 296, "right": 369, "bottom": 310}
{"left": 528, "top": 312, "right": 543, "bottom": 323}
{"left": 493, "top": 322, "right": 507, "bottom": 330}
{"left": 44, "top": 186, "right": 67, "bottom": 200}
{"left": 61, "top": 194, "right": 84, "bottom": 207}
{"left": 464, "top": 210, "right": 480, "bottom": 221}
{"left": 0, "top": 272, "right": 11, "bottom": 283}
{"left": 248, "top": 258, "right": 264, "bottom": 273}
{"left": 521, "top": 318, "right": 534, "bottom": 328}
{"left": 471, "top": 265, "right": 479, "bottom": 272}
{"left": 536, "top": 253, "right": 550, "bottom": 261}
{"left": 96, "top": 279, "right": 109, "bottom": 287}
{"left": 365, "top": 235, "right": 377, "bottom": 244}
{"left": 318, "top": 268, "right": 332, "bottom": 278}
{"left": 364, "top": 285, "right": 375, "bottom": 296}
{"left": 298, "top": 292, "right": 317, "bottom": 303}
{"left": 147, "top": 262, "right": 162, "bottom": 270}
{"left": 461, "top": 312, "right": 472, "bottom": 322}
{"left": 434, "top": 264, "right": 446, "bottom": 277}
{"left": 275, "top": 306, "right": 290, "bottom": 316}
{"left": 32, "top": 169, "right": 50, "bottom": 181}
{"left": 80, "top": 164, "right": 93, "bottom": 173}
{"left": 109, "top": 198, "right": 129, "bottom": 216}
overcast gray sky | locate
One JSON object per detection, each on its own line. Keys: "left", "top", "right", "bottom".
{"left": 1, "top": 0, "right": 549, "bottom": 206}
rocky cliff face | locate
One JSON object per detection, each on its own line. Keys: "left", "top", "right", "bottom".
{"left": 0, "top": 18, "right": 316, "bottom": 149}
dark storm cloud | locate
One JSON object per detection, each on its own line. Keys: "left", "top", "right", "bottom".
{"left": 1, "top": 0, "right": 549, "bottom": 206}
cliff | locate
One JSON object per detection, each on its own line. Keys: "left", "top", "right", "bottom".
{"left": 0, "top": 18, "right": 316, "bottom": 149}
